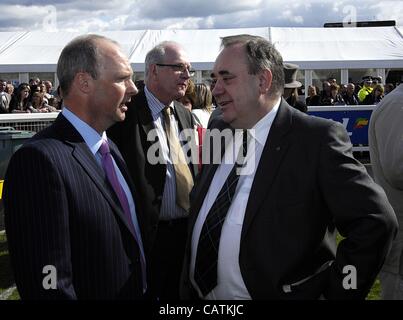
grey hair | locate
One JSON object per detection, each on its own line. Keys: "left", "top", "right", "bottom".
{"left": 57, "top": 34, "right": 119, "bottom": 97}
{"left": 144, "top": 41, "right": 181, "bottom": 77}
{"left": 221, "top": 34, "right": 284, "bottom": 97}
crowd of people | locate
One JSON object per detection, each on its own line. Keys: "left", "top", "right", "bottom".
{"left": 0, "top": 72, "right": 396, "bottom": 117}
{"left": 305, "top": 76, "right": 396, "bottom": 107}
{"left": 2, "top": 33, "right": 400, "bottom": 302}
{"left": 0, "top": 78, "right": 62, "bottom": 114}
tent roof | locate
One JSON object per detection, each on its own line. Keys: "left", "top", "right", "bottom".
{"left": 271, "top": 27, "right": 403, "bottom": 69}
{"left": 0, "top": 26, "right": 403, "bottom": 73}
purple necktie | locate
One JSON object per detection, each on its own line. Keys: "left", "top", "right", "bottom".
{"left": 99, "top": 140, "right": 147, "bottom": 293}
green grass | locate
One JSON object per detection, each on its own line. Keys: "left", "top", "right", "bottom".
{"left": 0, "top": 232, "right": 20, "bottom": 300}
{"left": 367, "top": 279, "right": 381, "bottom": 300}
{"left": 6, "top": 288, "right": 20, "bottom": 300}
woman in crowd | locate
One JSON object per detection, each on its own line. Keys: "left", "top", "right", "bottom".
{"left": 305, "top": 85, "right": 321, "bottom": 106}
{"left": 28, "top": 91, "right": 57, "bottom": 113}
{"left": 191, "top": 83, "right": 213, "bottom": 128}
{"left": 363, "top": 84, "right": 384, "bottom": 105}
{"left": 322, "top": 84, "right": 345, "bottom": 106}
{"left": 9, "top": 83, "right": 31, "bottom": 113}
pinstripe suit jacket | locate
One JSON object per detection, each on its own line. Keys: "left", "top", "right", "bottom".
{"left": 4, "top": 114, "right": 147, "bottom": 299}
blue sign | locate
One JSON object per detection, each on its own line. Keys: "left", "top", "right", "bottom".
{"left": 308, "top": 106, "right": 375, "bottom": 145}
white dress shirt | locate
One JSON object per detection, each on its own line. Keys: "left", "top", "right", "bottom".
{"left": 190, "top": 99, "right": 280, "bottom": 299}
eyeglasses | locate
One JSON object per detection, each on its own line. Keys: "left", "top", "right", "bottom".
{"left": 156, "top": 63, "right": 195, "bottom": 76}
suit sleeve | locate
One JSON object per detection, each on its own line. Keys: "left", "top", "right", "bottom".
{"left": 318, "top": 122, "right": 398, "bottom": 299}
{"left": 4, "top": 145, "right": 77, "bottom": 299}
{"left": 379, "top": 126, "right": 403, "bottom": 191}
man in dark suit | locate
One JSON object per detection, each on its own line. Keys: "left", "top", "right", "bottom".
{"left": 108, "top": 41, "right": 197, "bottom": 300}
{"left": 282, "top": 63, "right": 307, "bottom": 113}
{"left": 4, "top": 34, "right": 148, "bottom": 299}
{"left": 181, "top": 34, "right": 398, "bottom": 300}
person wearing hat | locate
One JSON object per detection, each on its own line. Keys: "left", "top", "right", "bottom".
{"left": 358, "top": 76, "right": 374, "bottom": 103}
{"left": 372, "top": 76, "right": 383, "bottom": 87}
{"left": 282, "top": 63, "right": 307, "bottom": 113}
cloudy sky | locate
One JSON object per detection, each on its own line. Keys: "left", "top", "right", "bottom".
{"left": 0, "top": 0, "right": 402, "bottom": 32}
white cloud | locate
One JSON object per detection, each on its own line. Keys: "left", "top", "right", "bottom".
{"left": 372, "top": 1, "right": 403, "bottom": 25}
{"left": 0, "top": 0, "right": 400, "bottom": 32}
{"left": 137, "top": 0, "right": 263, "bottom": 19}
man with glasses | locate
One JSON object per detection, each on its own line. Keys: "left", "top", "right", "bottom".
{"left": 108, "top": 41, "right": 198, "bottom": 300}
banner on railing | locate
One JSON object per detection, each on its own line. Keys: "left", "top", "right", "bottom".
{"left": 308, "top": 106, "right": 376, "bottom": 145}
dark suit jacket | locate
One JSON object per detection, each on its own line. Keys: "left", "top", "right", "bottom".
{"left": 4, "top": 114, "right": 147, "bottom": 299}
{"left": 108, "top": 90, "right": 197, "bottom": 247}
{"left": 181, "top": 99, "right": 397, "bottom": 300}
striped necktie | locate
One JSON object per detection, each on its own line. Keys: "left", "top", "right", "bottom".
{"left": 194, "top": 130, "right": 248, "bottom": 296}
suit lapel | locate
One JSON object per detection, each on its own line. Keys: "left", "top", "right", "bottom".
{"left": 241, "top": 100, "right": 293, "bottom": 241}
{"left": 55, "top": 114, "right": 138, "bottom": 240}
{"left": 188, "top": 121, "right": 232, "bottom": 233}
{"left": 136, "top": 91, "right": 167, "bottom": 194}
{"left": 188, "top": 162, "right": 220, "bottom": 233}
{"left": 137, "top": 92, "right": 159, "bottom": 142}
{"left": 174, "top": 101, "right": 190, "bottom": 131}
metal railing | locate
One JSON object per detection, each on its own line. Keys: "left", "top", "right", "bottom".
{"left": 0, "top": 112, "right": 59, "bottom": 132}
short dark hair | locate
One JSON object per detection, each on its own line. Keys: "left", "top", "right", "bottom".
{"left": 57, "top": 34, "right": 118, "bottom": 97}
{"left": 220, "top": 34, "right": 284, "bottom": 97}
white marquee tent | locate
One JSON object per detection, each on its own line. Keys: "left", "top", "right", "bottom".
{"left": 1, "top": 26, "right": 403, "bottom": 92}
{"left": 0, "top": 26, "right": 403, "bottom": 74}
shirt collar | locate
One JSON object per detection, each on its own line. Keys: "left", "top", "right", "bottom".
{"left": 144, "top": 85, "right": 174, "bottom": 118}
{"left": 62, "top": 106, "right": 107, "bottom": 156}
{"left": 249, "top": 97, "right": 281, "bottom": 146}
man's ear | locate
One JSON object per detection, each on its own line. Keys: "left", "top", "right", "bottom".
{"left": 150, "top": 64, "right": 159, "bottom": 80}
{"left": 258, "top": 69, "right": 273, "bottom": 94}
{"left": 74, "top": 72, "right": 93, "bottom": 94}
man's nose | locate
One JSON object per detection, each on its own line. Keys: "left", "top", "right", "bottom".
{"left": 127, "top": 80, "right": 138, "bottom": 96}
{"left": 212, "top": 80, "right": 223, "bottom": 97}
{"left": 181, "top": 68, "right": 191, "bottom": 79}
